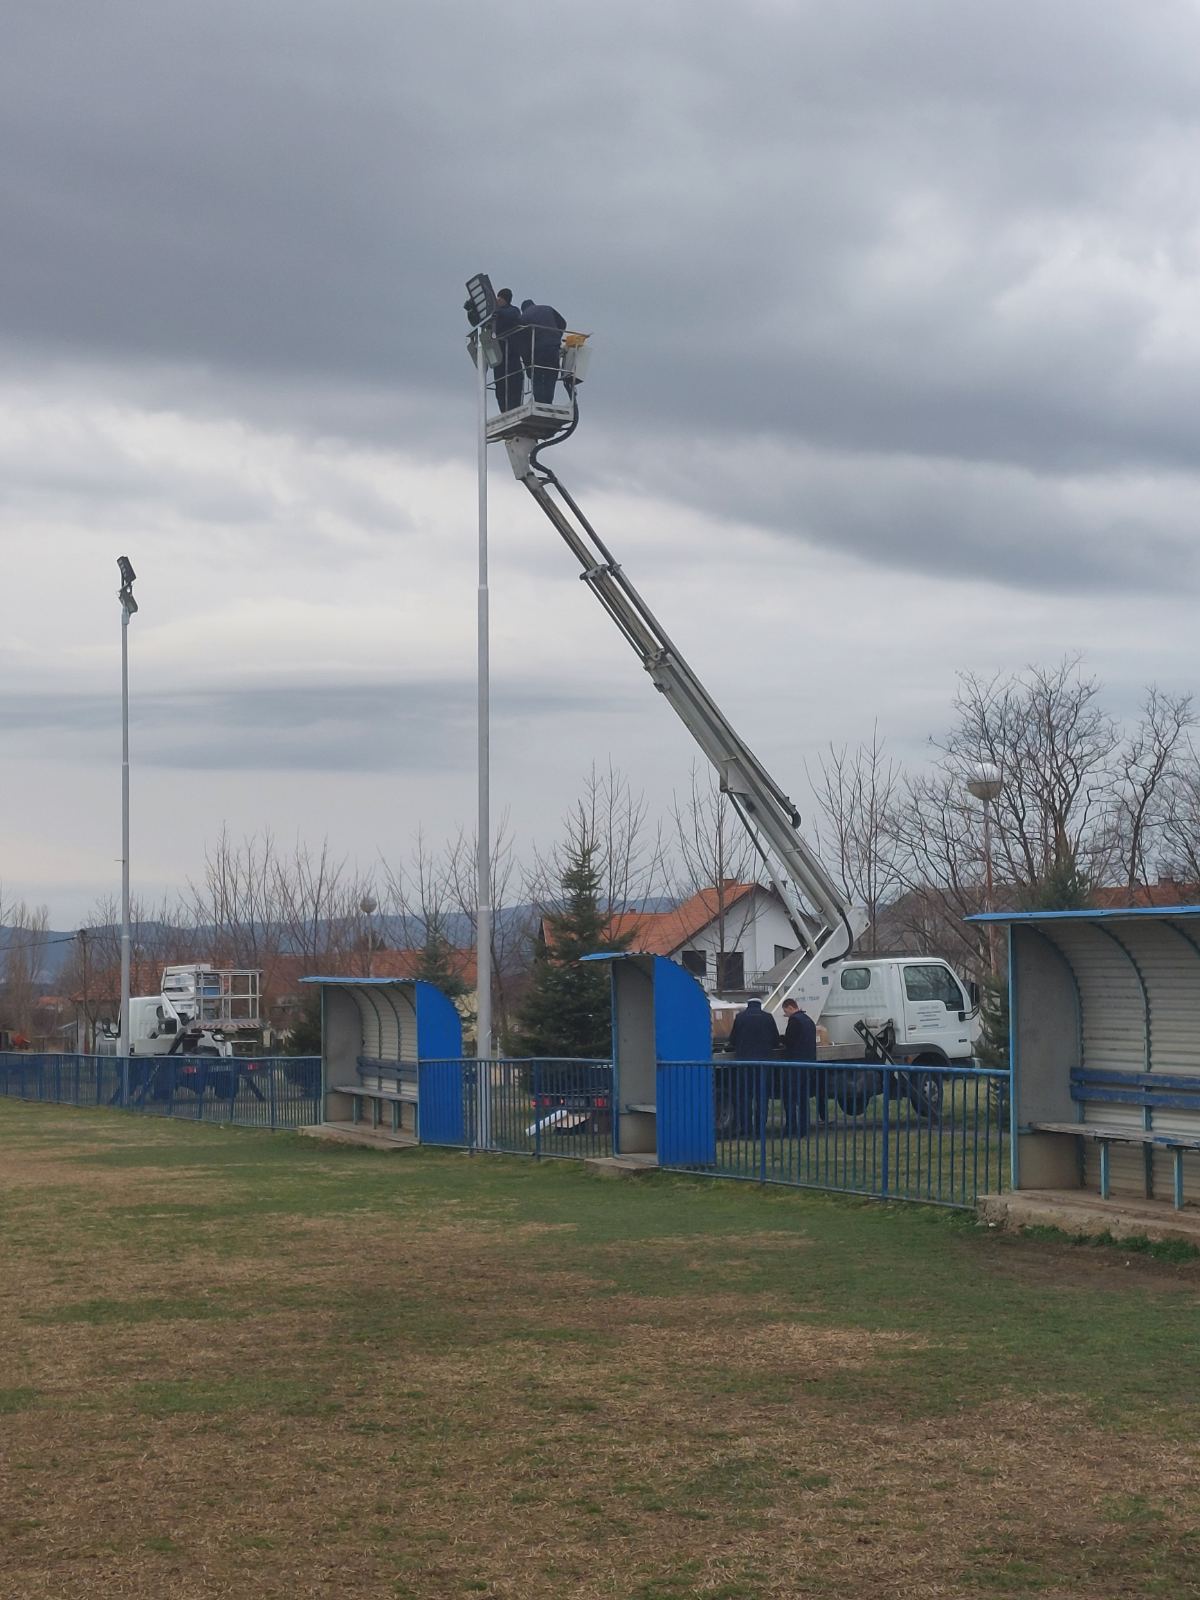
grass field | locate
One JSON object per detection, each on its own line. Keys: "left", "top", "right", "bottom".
{"left": 2, "top": 1101, "right": 1199, "bottom": 1599}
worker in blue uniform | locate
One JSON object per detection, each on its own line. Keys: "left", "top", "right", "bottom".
{"left": 519, "top": 299, "right": 567, "bottom": 403}
{"left": 723, "top": 997, "right": 780, "bottom": 1137}
{"left": 778, "top": 997, "right": 817, "bottom": 1136}
{"left": 492, "top": 288, "right": 525, "bottom": 411}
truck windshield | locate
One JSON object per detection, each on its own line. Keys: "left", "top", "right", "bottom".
{"left": 903, "top": 965, "right": 964, "bottom": 1008}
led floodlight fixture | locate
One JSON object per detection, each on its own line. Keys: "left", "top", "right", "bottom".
{"left": 117, "top": 555, "right": 138, "bottom": 615}
{"left": 465, "top": 272, "right": 496, "bottom": 325}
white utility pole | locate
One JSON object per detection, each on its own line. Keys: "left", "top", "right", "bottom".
{"left": 117, "top": 557, "right": 138, "bottom": 1061}
{"left": 475, "top": 315, "right": 493, "bottom": 1072}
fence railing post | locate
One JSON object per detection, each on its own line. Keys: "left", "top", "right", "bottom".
{"left": 758, "top": 1062, "right": 768, "bottom": 1184}
{"left": 533, "top": 1061, "right": 542, "bottom": 1160}
{"left": 880, "top": 1068, "right": 891, "bottom": 1198}
{"left": 268, "top": 1061, "right": 277, "bottom": 1130}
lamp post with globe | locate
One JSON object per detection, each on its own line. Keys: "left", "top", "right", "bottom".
{"left": 360, "top": 894, "right": 379, "bottom": 979}
{"left": 967, "top": 764, "right": 1003, "bottom": 974}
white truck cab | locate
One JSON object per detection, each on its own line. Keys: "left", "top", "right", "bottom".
{"left": 818, "top": 956, "right": 978, "bottom": 1065}
{"left": 712, "top": 955, "right": 979, "bottom": 1065}
{"left": 97, "top": 993, "right": 234, "bottom": 1058}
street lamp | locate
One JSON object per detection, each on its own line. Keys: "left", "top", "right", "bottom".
{"left": 360, "top": 894, "right": 378, "bottom": 978}
{"left": 117, "top": 557, "right": 137, "bottom": 1060}
{"left": 465, "top": 272, "right": 494, "bottom": 1067}
{"left": 967, "top": 764, "right": 1003, "bottom": 974}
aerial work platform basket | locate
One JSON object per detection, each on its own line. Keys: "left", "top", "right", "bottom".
{"left": 159, "top": 965, "right": 262, "bottom": 1029}
{"left": 466, "top": 308, "right": 590, "bottom": 444}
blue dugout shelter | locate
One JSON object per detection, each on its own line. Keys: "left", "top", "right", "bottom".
{"left": 582, "top": 952, "right": 712, "bottom": 1162}
{"left": 972, "top": 905, "right": 1200, "bottom": 1211}
{"left": 299, "top": 977, "right": 463, "bottom": 1143}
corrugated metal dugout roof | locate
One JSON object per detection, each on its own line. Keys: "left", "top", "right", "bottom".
{"left": 969, "top": 905, "right": 1200, "bottom": 924}
{"left": 972, "top": 906, "right": 1200, "bottom": 1086}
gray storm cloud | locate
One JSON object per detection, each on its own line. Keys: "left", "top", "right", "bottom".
{"left": 6, "top": 0, "right": 1200, "bottom": 916}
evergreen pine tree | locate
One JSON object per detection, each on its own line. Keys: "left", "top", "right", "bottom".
{"left": 515, "top": 838, "right": 631, "bottom": 1058}
{"left": 412, "top": 927, "right": 471, "bottom": 1001}
{"left": 284, "top": 987, "right": 323, "bottom": 1056}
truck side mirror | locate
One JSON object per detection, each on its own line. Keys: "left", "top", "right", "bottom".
{"left": 967, "top": 980, "right": 980, "bottom": 1008}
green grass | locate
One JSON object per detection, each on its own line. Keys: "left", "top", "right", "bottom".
{"left": 4, "top": 1098, "right": 1200, "bottom": 1599}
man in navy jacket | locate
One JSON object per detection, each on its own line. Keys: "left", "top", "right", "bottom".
{"left": 779, "top": 997, "right": 817, "bottom": 1135}
{"left": 519, "top": 299, "right": 567, "bottom": 403}
{"left": 492, "top": 288, "right": 524, "bottom": 411}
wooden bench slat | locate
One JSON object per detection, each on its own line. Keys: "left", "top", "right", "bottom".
{"left": 1029, "top": 1121, "right": 1200, "bottom": 1151}
{"left": 334, "top": 1084, "right": 418, "bottom": 1102}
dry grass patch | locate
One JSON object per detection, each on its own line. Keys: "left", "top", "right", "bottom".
{"left": 4, "top": 1101, "right": 1200, "bottom": 1599}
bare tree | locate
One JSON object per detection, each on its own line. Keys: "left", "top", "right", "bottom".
{"left": 669, "top": 766, "right": 759, "bottom": 985}
{"left": 527, "top": 764, "right": 668, "bottom": 924}
{"left": 888, "top": 772, "right": 991, "bottom": 974}
{"left": 937, "top": 657, "right": 1121, "bottom": 891}
{"left": 811, "top": 726, "right": 903, "bottom": 952}
{"left": 441, "top": 815, "right": 524, "bottom": 1045}
{"left": 1112, "top": 687, "right": 1195, "bottom": 894}
{"left": 1, "top": 901, "right": 52, "bottom": 1038}
{"left": 274, "top": 838, "right": 373, "bottom": 973}
{"left": 187, "top": 828, "right": 286, "bottom": 975}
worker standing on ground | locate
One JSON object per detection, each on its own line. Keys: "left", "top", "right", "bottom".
{"left": 519, "top": 298, "right": 567, "bottom": 402}
{"left": 779, "top": 997, "right": 817, "bottom": 1136}
{"left": 726, "top": 997, "right": 780, "bottom": 1136}
{"left": 493, "top": 288, "right": 524, "bottom": 411}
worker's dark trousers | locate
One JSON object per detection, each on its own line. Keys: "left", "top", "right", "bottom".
{"left": 495, "top": 357, "right": 523, "bottom": 411}
{"left": 777, "top": 1063, "right": 811, "bottom": 1136}
{"left": 527, "top": 341, "right": 561, "bottom": 403}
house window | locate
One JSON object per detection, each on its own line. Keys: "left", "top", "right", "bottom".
{"left": 715, "top": 951, "right": 745, "bottom": 990}
{"left": 680, "top": 950, "right": 707, "bottom": 978}
{"left": 840, "top": 967, "right": 871, "bottom": 991}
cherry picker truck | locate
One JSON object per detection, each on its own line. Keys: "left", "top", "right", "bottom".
{"left": 465, "top": 275, "right": 979, "bottom": 1126}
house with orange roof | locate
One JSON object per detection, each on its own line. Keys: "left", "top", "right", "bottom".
{"left": 600, "top": 880, "right": 813, "bottom": 996}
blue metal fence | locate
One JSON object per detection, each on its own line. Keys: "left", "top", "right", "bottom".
{"left": 0, "top": 1051, "right": 321, "bottom": 1131}
{"left": 1, "top": 1049, "right": 1007, "bottom": 1208}
{"left": 658, "top": 1059, "right": 1007, "bottom": 1207}
{"left": 416, "top": 1058, "right": 615, "bottom": 1161}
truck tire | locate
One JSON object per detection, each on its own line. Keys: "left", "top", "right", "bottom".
{"left": 834, "top": 1069, "right": 881, "bottom": 1117}
{"left": 905, "top": 1059, "right": 943, "bottom": 1121}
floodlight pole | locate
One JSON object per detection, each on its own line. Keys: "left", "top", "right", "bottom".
{"left": 119, "top": 591, "right": 133, "bottom": 1062}
{"left": 476, "top": 316, "right": 494, "bottom": 1120}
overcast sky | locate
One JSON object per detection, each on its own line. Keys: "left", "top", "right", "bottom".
{"left": 6, "top": 0, "right": 1200, "bottom": 924}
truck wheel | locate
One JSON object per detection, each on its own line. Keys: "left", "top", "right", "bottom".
{"left": 906, "top": 1063, "right": 943, "bottom": 1121}
{"left": 835, "top": 1070, "right": 880, "bottom": 1117}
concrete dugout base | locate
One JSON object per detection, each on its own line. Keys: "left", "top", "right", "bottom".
{"left": 981, "top": 1188, "right": 1200, "bottom": 1245}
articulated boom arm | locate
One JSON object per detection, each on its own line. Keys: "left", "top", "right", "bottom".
{"left": 504, "top": 438, "right": 867, "bottom": 1014}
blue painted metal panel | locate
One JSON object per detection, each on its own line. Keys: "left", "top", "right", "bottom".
{"left": 657, "top": 1062, "right": 716, "bottom": 1166}
{"left": 650, "top": 957, "right": 713, "bottom": 1063}
{"left": 413, "top": 981, "right": 464, "bottom": 1061}
{"left": 1072, "top": 1067, "right": 1200, "bottom": 1090}
{"left": 417, "top": 1060, "right": 466, "bottom": 1145}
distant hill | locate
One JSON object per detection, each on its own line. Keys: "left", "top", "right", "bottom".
{"left": 0, "top": 896, "right": 680, "bottom": 992}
